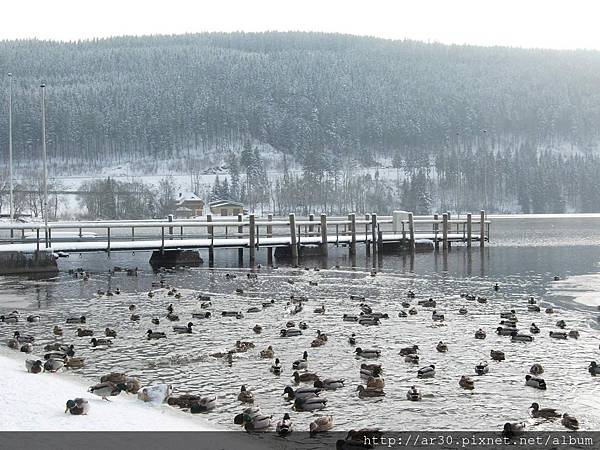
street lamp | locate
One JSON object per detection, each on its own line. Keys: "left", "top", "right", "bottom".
{"left": 8, "top": 73, "right": 13, "bottom": 220}
{"left": 40, "top": 83, "right": 49, "bottom": 247}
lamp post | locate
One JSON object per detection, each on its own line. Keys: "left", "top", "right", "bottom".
{"left": 40, "top": 83, "right": 49, "bottom": 247}
{"left": 8, "top": 73, "right": 13, "bottom": 220}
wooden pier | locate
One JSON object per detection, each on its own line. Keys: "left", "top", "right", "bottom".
{"left": 0, "top": 211, "right": 490, "bottom": 271}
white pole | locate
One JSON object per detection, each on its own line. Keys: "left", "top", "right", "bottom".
{"left": 8, "top": 73, "right": 13, "bottom": 220}
{"left": 41, "top": 84, "right": 48, "bottom": 247}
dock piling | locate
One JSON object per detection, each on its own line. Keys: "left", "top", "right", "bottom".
{"left": 289, "top": 213, "right": 298, "bottom": 260}
{"left": 237, "top": 214, "right": 243, "bottom": 263}
{"left": 480, "top": 210, "right": 486, "bottom": 247}
{"left": 207, "top": 214, "right": 214, "bottom": 265}
{"left": 249, "top": 214, "right": 256, "bottom": 264}
{"left": 320, "top": 214, "right": 328, "bottom": 256}
{"left": 349, "top": 213, "right": 356, "bottom": 256}
{"left": 267, "top": 214, "right": 273, "bottom": 265}
{"left": 408, "top": 212, "right": 415, "bottom": 252}
{"left": 467, "top": 213, "right": 472, "bottom": 247}
{"left": 442, "top": 213, "right": 449, "bottom": 250}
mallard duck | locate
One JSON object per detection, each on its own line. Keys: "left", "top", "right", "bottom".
{"left": 405, "top": 354, "right": 420, "bottom": 364}
{"left": 252, "top": 324, "right": 263, "bottom": 334}
{"left": 417, "top": 365, "right": 435, "bottom": 378}
{"left": 97, "top": 290, "right": 105, "bottom": 296}
{"left": 419, "top": 298, "right": 437, "bottom": 308}
{"left": 246, "top": 307, "right": 260, "bottom": 313}
{"left": 556, "top": 319, "right": 566, "bottom": 329}
{"left": 146, "top": 329, "right": 166, "bottom": 339}
{"left": 360, "top": 304, "right": 373, "bottom": 315}
{"left": 281, "top": 328, "right": 302, "bottom": 337}
{"left": 528, "top": 305, "right": 541, "bottom": 312}
{"left": 89, "top": 381, "right": 126, "bottom": 400}
{"left": 474, "top": 329, "right": 486, "bottom": 339}
{"left": 459, "top": 307, "right": 468, "bottom": 315}
{"left": 284, "top": 385, "right": 321, "bottom": 400}
{"left": 1, "top": 315, "right": 19, "bottom": 324}
{"left": 174, "top": 292, "right": 182, "bottom": 299}
{"left": 26, "top": 315, "right": 40, "bottom": 323}
{"left": 562, "top": 413, "right": 579, "bottom": 430}
{"left": 398, "top": 310, "right": 408, "bottom": 318}
{"left": 148, "top": 291, "right": 155, "bottom": 298}
{"left": 315, "top": 378, "right": 345, "bottom": 390}
{"left": 436, "top": 341, "right": 448, "bottom": 352}
{"left": 589, "top": 361, "right": 600, "bottom": 376}
{"left": 549, "top": 331, "right": 567, "bottom": 340}
{"left": 502, "top": 422, "right": 526, "bottom": 438}
{"left": 20, "top": 343, "right": 33, "bottom": 353}
{"left": 496, "top": 326, "right": 515, "bottom": 336}
{"left": 358, "top": 316, "right": 380, "bottom": 326}
{"left": 105, "top": 328, "right": 117, "bottom": 338}
{"left": 271, "top": 358, "right": 282, "bottom": 375}
{"left": 235, "top": 340, "right": 255, "bottom": 352}
{"left": 490, "top": 350, "right": 505, "bottom": 361}
{"left": 262, "top": 299, "right": 275, "bottom": 308}
{"left": 525, "top": 375, "right": 546, "bottom": 390}
{"left": 545, "top": 307, "right": 555, "bottom": 314}
{"left": 43, "top": 358, "right": 64, "bottom": 372}
{"left": 167, "top": 394, "right": 201, "bottom": 408}
{"left": 343, "top": 314, "right": 359, "bottom": 322}
{"left": 286, "top": 320, "right": 296, "bottom": 328}
{"left": 407, "top": 290, "right": 416, "bottom": 298}
{"left": 493, "top": 283, "right": 500, "bottom": 291}
{"left": 360, "top": 363, "right": 382, "bottom": 378}
{"left": 238, "top": 385, "right": 254, "bottom": 403}
{"left": 151, "top": 318, "right": 160, "bottom": 325}
{"left": 408, "top": 307, "right": 418, "bottom": 315}
{"left": 260, "top": 345, "right": 274, "bottom": 359}
{"left": 500, "top": 310, "right": 516, "bottom": 319}
{"left": 172, "top": 322, "right": 193, "bottom": 333}
{"left": 276, "top": 413, "right": 293, "bottom": 436}
{"left": 65, "top": 357, "right": 85, "bottom": 369}
{"left": 553, "top": 275, "right": 560, "bottom": 281}
{"left": 13, "top": 331, "right": 34, "bottom": 344}
{"left": 568, "top": 330, "right": 580, "bottom": 339}
{"left": 400, "top": 301, "right": 410, "bottom": 308}
{"left": 311, "top": 337, "right": 325, "bottom": 347}
{"left": 309, "top": 281, "right": 318, "bottom": 286}
{"left": 65, "top": 398, "right": 90, "bottom": 415}
{"left": 530, "top": 323, "right": 540, "bottom": 333}
{"left": 314, "top": 305, "right": 326, "bottom": 314}
{"left": 459, "top": 375, "right": 474, "bottom": 389}
{"left": 294, "top": 371, "right": 320, "bottom": 383}
{"left": 431, "top": 310, "right": 445, "bottom": 321}
{"left": 348, "top": 333, "right": 357, "bottom": 345}
{"left": 238, "top": 413, "right": 272, "bottom": 431}
{"left": 310, "top": 415, "right": 333, "bottom": 436}
{"left": 399, "top": 345, "right": 419, "bottom": 356}
{"left": 475, "top": 361, "right": 489, "bottom": 375}
{"left": 356, "top": 385, "right": 385, "bottom": 398}
{"left": 26, "top": 359, "right": 43, "bottom": 373}
{"left": 53, "top": 325, "right": 63, "bottom": 336}
{"left": 137, "top": 384, "right": 173, "bottom": 403}
{"left": 511, "top": 332, "right": 534, "bottom": 342}
{"left": 354, "top": 348, "right": 381, "bottom": 358}
{"left": 406, "top": 385, "right": 421, "bottom": 401}
{"left": 530, "top": 402, "right": 560, "bottom": 419}
{"left": 234, "top": 406, "right": 261, "bottom": 424}
{"left": 477, "top": 296, "right": 488, "bottom": 304}
{"left": 90, "top": 338, "right": 112, "bottom": 347}
{"left": 76, "top": 328, "right": 93, "bottom": 337}
{"left": 366, "top": 376, "right": 384, "bottom": 390}
{"left": 190, "top": 396, "right": 216, "bottom": 413}
{"left": 166, "top": 313, "right": 179, "bottom": 321}
{"left": 530, "top": 363, "right": 544, "bottom": 375}
{"left": 295, "top": 395, "right": 328, "bottom": 410}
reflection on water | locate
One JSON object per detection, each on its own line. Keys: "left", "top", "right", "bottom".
{"left": 1, "top": 217, "right": 600, "bottom": 432}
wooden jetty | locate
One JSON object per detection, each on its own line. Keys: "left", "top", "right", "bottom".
{"left": 0, "top": 210, "right": 490, "bottom": 273}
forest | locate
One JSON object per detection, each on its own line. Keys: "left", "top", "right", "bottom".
{"left": 1, "top": 32, "right": 600, "bottom": 216}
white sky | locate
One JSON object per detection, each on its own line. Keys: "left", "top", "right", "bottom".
{"left": 1, "top": 0, "right": 599, "bottom": 50}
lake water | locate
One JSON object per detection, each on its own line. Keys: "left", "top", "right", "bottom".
{"left": 1, "top": 215, "right": 600, "bottom": 435}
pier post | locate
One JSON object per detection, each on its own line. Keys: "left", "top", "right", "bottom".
{"left": 371, "top": 213, "right": 377, "bottom": 255}
{"left": 442, "top": 213, "right": 449, "bottom": 250}
{"left": 289, "top": 213, "right": 298, "bottom": 260}
{"left": 168, "top": 214, "right": 173, "bottom": 238}
{"left": 467, "top": 213, "right": 472, "bottom": 247}
{"left": 309, "top": 213, "right": 314, "bottom": 235}
{"left": 267, "top": 214, "right": 273, "bottom": 265}
{"left": 349, "top": 213, "right": 356, "bottom": 256}
{"left": 320, "top": 214, "right": 328, "bottom": 257}
{"left": 107, "top": 227, "right": 111, "bottom": 256}
{"left": 237, "top": 214, "right": 243, "bottom": 264}
{"left": 207, "top": 214, "right": 214, "bottom": 265}
{"left": 408, "top": 212, "right": 415, "bottom": 252}
{"left": 433, "top": 213, "right": 439, "bottom": 250}
{"left": 365, "top": 214, "right": 371, "bottom": 256}
{"left": 249, "top": 214, "right": 256, "bottom": 264}
{"left": 480, "top": 210, "right": 485, "bottom": 247}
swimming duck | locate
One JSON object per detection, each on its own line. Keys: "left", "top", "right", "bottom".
{"left": 260, "top": 346, "right": 274, "bottom": 359}
{"left": 280, "top": 328, "right": 302, "bottom": 337}
{"left": 401, "top": 301, "right": 411, "bottom": 308}
{"left": 545, "top": 307, "right": 555, "bottom": 314}
{"left": 166, "top": 312, "right": 180, "bottom": 321}
{"left": 315, "top": 378, "right": 345, "bottom": 390}
{"left": 502, "top": 422, "right": 526, "bottom": 439}
{"left": 105, "top": 328, "right": 117, "bottom": 338}
{"left": 528, "top": 305, "right": 541, "bottom": 312}
{"left": 26, "top": 359, "right": 43, "bottom": 374}
{"left": 65, "top": 357, "right": 85, "bottom": 369}
{"left": 459, "top": 307, "right": 468, "bottom": 315}
{"left": 530, "top": 402, "right": 561, "bottom": 419}
{"left": 7, "top": 337, "right": 20, "bottom": 350}
{"left": 252, "top": 324, "right": 262, "bottom": 334}
{"left": 417, "top": 365, "right": 435, "bottom": 378}
{"left": 292, "top": 351, "right": 309, "bottom": 370}
{"left": 398, "top": 311, "right": 408, "bottom": 318}
{"left": 358, "top": 316, "right": 380, "bottom": 326}
{"left": 405, "top": 354, "right": 420, "bottom": 364}
{"left": 431, "top": 311, "right": 444, "bottom": 321}
{"left": 1, "top": 314, "right": 19, "bottom": 324}
{"left": 65, "top": 398, "right": 90, "bottom": 415}
{"left": 284, "top": 385, "right": 321, "bottom": 400}
{"left": 309, "top": 415, "right": 333, "bottom": 436}
{"left": 233, "top": 406, "right": 261, "bottom": 425}
{"left": 530, "top": 363, "right": 544, "bottom": 375}
{"left": 553, "top": 275, "right": 560, "bottom": 281}
{"left": 20, "top": 343, "right": 33, "bottom": 353}
{"left": 294, "top": 371, "right": 320, "bottom": 383}
{"left": 262, "top": 299, "right": 275, "bottom": 308}
{"left": 500, "top": 310, "right": 516, "bottom": 319}
{"left": 568, "top": 330, "right": 580, "bottom": 339}
{"left": 53, "top": 326, "right": 63, "bottom": 336}
{"left": 530, "top": 323, "right": 540, "bottom": 334}
{"left": 556, "top": 320, "right": 566, "bottom": 329}
{"left": 406, "top": 385, "right": 421, "bottom": 401}
{"left": 475, "top": 361, "right": 489, "bottom": 375}
{"left": 90, "top": 338, "right": 112, "bottom": 347}
{"left": 271, "top": 358, "right": 282, "bottom": 375}
{"left": 167, "top": 394, "right": 201, "bottom": 408}
{"left": 13, "top": 331, "right": 34, "bottom": 344}
{"left": 147, "top": 329, "right": 167, "bottom": 339}
{"left": 366, "top": 376, "right": 385, "bottom": 390}
{"left": 360, "top": 303, "right": 373, "bottom": 315}
{"left": 238, "top": 385, "right": 254, "bottom": 403}
{"left": 190, "top": 396, "right": 216, "bottom": 413}
{"left": 44, "top": 358, "right": 64, "bottom": 372}
{"left": 408, "top": 307, "right": 418, "bottom": 315}
{"left": 549, "top": 331, "right": 568, "bottom": 339}
{"left": 26, "top": 315, "right": 40, "bottom": 323}
{"left": 436, "top": 341, "right": 448, "bottom": 352}
{"left": 348, "top": 333, "right": 357, "bottom": 346}
{"left": 561, "top": 413, "right": 579, "bottom": 430}
{"left": 76, "top": 328, "right": 94, "bottom": 337}
{"left": 490, "top": 350, "right": 505, "bottom": 361}
{"left": 148, "top": 291, "right": 155, "bottom": 298}
{"left": 459, "top": 375, "right": 474, "bottom": 389}
{"left": 474, "top": 329, "right": 486, "bottom": 339}
{"left": 360, "top": 363, "right": 382, "bottom": 378}
{"left": 496, "top": 327, "right": 514, "bottom": 336}
{"left": 314, "top": 305, "right": 326, "bottom": 314}
{"left": 493, "top": 283, "right": 500, "bottom": 291}
{"left": 234, "top": 341, "right": 255, "bottom": 353}
{"left": 151, "top": 318, "right": 160, "bottom": 325}
{"left": 354, "top": 348, "right": 381, "bottom": 359}
{"left": 137, "top": 384, "right": 173, "bottom": 403}
{"left": 399, "top": 345, "right": 419, "bottom": 356}
{"left": 356, "top": 385, "right": 385, "bottom": 398}
{"left": 276, "top": 413, "right": 294, "bottom": 436}
{"left": 343, "top": 314, "right": 359, "bottom": 322}
{"left": 525, "top": 375, "right": 546, "bottom": 390}
{"left": 174, "top": 292, "right": 182, "bottom": 299}
{"left": 511, "top": 331, "right": 534, "bottom": 342}
{"left": 128, "top": 305, "right": 136, "bottom": 312}
{"left": 589, "top": 361, "right": 600, "bottom": 376}
{"left": 173, "top": 322, "right": 194, "bottom": 334}
{"left": 89, "top": 381, "right": 126, "bottom": 400}
{"left": 407, "top": 290, "right": 416, "bottom": 298}
{"left": 286, "top": 321, "right": 296, "bottom": 328}
{"left": 419, "top": 298, "right": 437, "bottom": 308}
{"left": 246, "top": 307, "right": 260, "bottom": 313}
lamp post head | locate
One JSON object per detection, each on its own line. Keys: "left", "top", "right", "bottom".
{"left": 7, "top": 72, "right": 11, "bottom": 77}
{"left": 40, "top": 83, "right": 46, "bottom": 88}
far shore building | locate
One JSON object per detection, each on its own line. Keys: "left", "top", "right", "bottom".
{"left": 209, "top": 200, "right": 246, "bottom": 216}
{"left": 174, "top": 192, "right": 204, "bottom": 218}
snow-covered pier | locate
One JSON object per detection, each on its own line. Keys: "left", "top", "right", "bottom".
{"left": 0, "top": 211, "right": 490, "bottom": 272}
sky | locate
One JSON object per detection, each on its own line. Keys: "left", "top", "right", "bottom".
{"left": 1, "top": 0, "right": 599, "bottom": 50}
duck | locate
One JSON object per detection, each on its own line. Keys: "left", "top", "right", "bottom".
{"left": 459, "top": 307, "right": 468, "bottom": 315}
{"left": 53, "top": 325, "right": 63, "bottom": 336}
{"left": 20, "top": 343, "right": 33, "bottom": 353}
{"left": 474, "top": 329, "right": 486, "bottom": 339}
{"left": 147, "top": 291, "right": 155, "bottom": 298}
{"left": 436, "top": 341, "right": 448, "bottom": 352}
{"left": 76, "top": 328, "right": 94, "bottom": 337}
{"left": 315, "top": 378, "right": 345, "bottom": 390}
{"left": 65, "top": 398, "right": 90, "bottom": 415}
{"left": 528, "top": 305, "right": 541, "bottom": 312}
{"left": 561, "top": 413, "right": 579, "bottom": 430}
{"left": 294, "top": 371, "right": 320, "bottom": 383}
{"left": 530, "top": 402, "right": 561, "bottom": 419}
{"left": 26, "top": 315, "right": 40, "bottom": 323}
{"left": 459, "top": 375, "right": 474, "bottom": 389}
{"left": 166, "top": 313, "right": 180, "bottom": 321}
{"left": 191, "top": 311, "right": 211, "bottom": 319}
{"left": 252, "top": 324, "right": 262, "bottom": 334}
{"left": 25, "top": 359, "right": 43, "bottom": 374}
{"left": 13, "top": 331, "right": 34, "bottom": 344}
{"left": 89, "top": 381, "right": 126, "bottom": 400}
{"left": 406, "top": 385, "right": 421, "bottom": 401}
{"left": 65, "top": 357, "right": 85, "bottom": 369}
{"left": 137, "top": 384, "right": 173, "bottom": 403}
{"left": 286, "top": 321, "right": 296, "bottom": 328}
{"left": 234, "top": 412, "right": 272, "bottom": 431}
{"left": 407, "top": 290, "right": 416, "bottom": 298}
{"left": 417, "top": 365, "right": 435, "bottom": 378}
{"left": 493, "top": 283, "right": 500, "bottom": 291}
{"left": 271, "top": 358, "right": 282, "bottom": 375}
{"left": 546, "top": 307, "right": 555, "bottom": 314}
{"left": 7, "top": 336, "right": 19, "bottom": 350}
{"left": 475, "top": 361, "right": 489, "bottom": 375}
{"left": 190, "top": 396, "right": 217, "bottom": 413}
{"left": 589, "top": 361, "right": 600, "bottom": 376}
{"left": 401, "top": 301, "right": 411, "bottom": 308}
{"left": 405, "top": 354, "right": 420, "bottom": 364}
{"left": 525, "top": 375, "right": 547, "bottom": 390}
{"left": 418, "top": 298, "right": 436, "bottom": 308}
{"left": 262, "top": 299, "right": 275, "bottom": 308}
{"left": 292, "top": 351, "right": 309, "bottom": 370}
{"left": 314, "top": 305, "right": 326, "bottom": 314}
{"left": 354, "top": 348, "right": 381, "bottom": 358}
{"left": 151, "top": 318, "right": 160, "bottom": 325}
{"left": 237, "top": 385, "right": 254, "bottom": 403}
{"left": 568, "top": 330, "right": 580, "bottom": 339}
{"left": 490, "top": 350, "right": 505, "bottom": 361}
{"left": 356, "top": 385, "right": 385, "bottom": 398}
{"left": 284, "top": 385, "right": 322, "bottom": 400}
{"left": 44, "top": 358, "right": 64, "bottom": 372}
{"left": 500, "top": 310, "right": 516, "bottom": 319}
{"left": 496, "top": 326, "right": 515, "bottom": 336}
{"left": 360, "top": 363, "right": 382, "bottom": 378}
{"left": 511, "top": 331, "right": 534, "bottom": 342}
{"left": 280, "top": 328, "right": 302, "bottom": 337}
{"left": 549, "top": 331, "right": 568, "bottom": 340}
{"left": 172, "top": 322, "right": 194, "bottom": 334}
{"left": 348, "top": 333, "right": 356, "bottom": 346}
{"left": 309, "top": 416, "right": 333, "bottom": 436}
{"left": 234, "top": 341, "right": 255, "bottom": 353}
{"left": 260, "top": 345, "right": 274, "bottom": 359}
{"left": 530, "top": 363, "right": 544, "bottom": 375}
{"left": 366, "top": 376, "right": 385, "bottom": 390}
{"left": 90, "top": 338, "right": 112, "bottom": 347}
{"left": 477, "top": 296, "right": 488, "bottom": 304}
{"left": 246, "top": 307, "right": 260, "bottom": 313}
{"left": 408, "top": 307, "right": 418, "bottom": 315}
{"left": 1, "top": 315, "right": 19, "bottom": 324}
{"left": 147, "top": 330, "right": 166, "bottom": 341}
{"left": 398, "top": 311, "right": 408, "bottom": 318}
{"left": 167, "top": 394, "right": 201, "bottom": 408}
{"left": 343, "top": 314, "right": 359, "bottom": 322}
{"left": 399, "top": 345, "right": 419, "bottom": 356}
{"left": 360, "top": 304, "right": 372, "bottom": 315}
{"left": 276, "top": 413, "right": 293, "bottom": 436}
{"left": 358, "top": 316, "right": 380, "bottom": 326}
{"left": 530, "top": 323, "right": 540, "bottom": 334}
{"left": 105, "top": 328, "right": 117, "bottom": 338}
{"left": 556, "top": 319, "right": 566, "bottom": 329}
{"left": 295, "top": 395, "right": 328, "bottom": 411}
{"left": 502, "top": 422, "right": 526, "bottom": 439}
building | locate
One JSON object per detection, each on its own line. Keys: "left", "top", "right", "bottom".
{"left": 175, "top": 192, "right": 204, "bottom": 217}
{"left": 209, "top": 200, "right": 246, "bottom": 216}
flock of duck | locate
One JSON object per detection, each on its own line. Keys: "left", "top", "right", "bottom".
{"left": 2, "top": 267, "right": 599, "bottom": 444}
